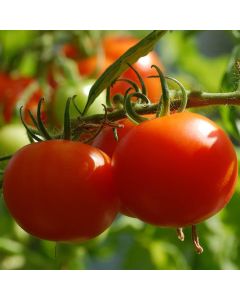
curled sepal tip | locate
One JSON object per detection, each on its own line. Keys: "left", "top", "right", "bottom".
{"left": 37, "top": 98, "right": 53, "bottom": 140}
{"left": 116, "top": 78, "right": 140, "bottom": 94}
{"left": 127, "top": 63, "right": 147, "bottom": 96}
{"left": 20, "top": 106, "right": 43, "bottom": 142}
{"left": 191, "top": 225, "right": 204, "bottom": 254}
{"left": 124, "top": 91, "right": 151, "bottom": 125}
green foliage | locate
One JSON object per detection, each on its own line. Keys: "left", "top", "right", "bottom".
{"left": 1, "top": 30, "right": 240, "bottom": 270}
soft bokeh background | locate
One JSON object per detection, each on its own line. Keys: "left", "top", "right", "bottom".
{"left": 0, "top": 30, "right": 240, "bottom": 270}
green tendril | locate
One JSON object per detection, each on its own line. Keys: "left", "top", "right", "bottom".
{"left": 20, "top": 107, "right": 43, "bottom": 142}
{"left": 116, "top": 78, "right": 140, "bottom": 93}
{"left": 72, "top": 95, "right": 82, "bottom": 116}
{"left": 27, "top": 110, "right": 40, "bottom": 130}
{"left": 63, "top": 97, "right": 72, "bottom": 140}
{"left": 124, "top": 91, "right": 151, "bottom": 124}
{"left": 150, "top": 65, "right": 170, "bottom": 117}
{"left": 127, "top": 63, "right": 147, "bottom": 96}
{"left": 106, "top": 86, "right": 112, "bottom": 108}
{"left": 37, "top": 98, "right": 52, "bottom": 140}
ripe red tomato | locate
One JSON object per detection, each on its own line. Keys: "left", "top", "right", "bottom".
{"left": 3, "top": 140, "right": 119, "bottom": 242}
{"left": 110, "top": 52, "right": 163, "bottom": 103}
{"left": 102, "top": 35, "right": 164, "bottom": 103}
{"left": 92, "top": 115, "right": 154, "bottom": 158}
{"left": 77, "top": 55, "right": 112, "bottom": 77}
{"left": 103, "top": 36, "right": 139, "bottom": 60}
{"left": 112, "top": 112, "right": 238, "bottom": 227}
{"left": 92, "top": 118, "right": 136, "bottom": 158}
{"left": 1, "top": 76, "right": 37, "bottom": 123}
{"left": 92, "top": 114, "right": 154, "bottom": 218}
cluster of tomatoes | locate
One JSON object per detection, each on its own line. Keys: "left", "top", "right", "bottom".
{"left": 0, "top": 34, "right": 163, "bottom": 157}
{"left": 0, "top": 34, "right": 238, "bottom": 254}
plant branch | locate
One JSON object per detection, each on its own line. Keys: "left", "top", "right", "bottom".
{"left": 72, "top": 90, "right": 240, "bottom": 125}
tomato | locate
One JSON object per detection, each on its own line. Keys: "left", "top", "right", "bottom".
{"left": 112, "top": 112, "right": 238, "bottom": 227}
{"left": 110, "top": 52, "right": 164, "bottom": 103}
{"left": 62, "top": 44, "right": 79, "bottom": 59}
{"left": 92, "top": 115, "right": 154, "bottom": 157}
{"left": 92, "top": 114, "right": 154, "bottom": 218}
{"left": 3, "top": 140, "right": 119, "bottom": 241}
{"left": 2, "top": 77, "right": 32, "bottom": 123}
{"left": 103, "top": 36, "right": 139, "bottom": 60}
{"left": 52, "top": 79, "right": 106, "bottom": 126}
{"left": 0, "top": 124, "right": 29, "bottom": 168}
{"left": 102, "top": 35, "right": 164, "bottom": 103}
{"left": 92, "top": 118, "right": 136, "bottom": 158}
{"left": 77, "top": 56, "right": 112, "bottom": 77}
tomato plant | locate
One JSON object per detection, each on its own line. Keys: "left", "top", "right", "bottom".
{"left": 112, "top": 112, "right": 238, "bottom": 227}
{"left": 3, "top": 140, "right": 119, "bottom": 242}
{"left": 102, "top": 35, "right": 164, "bottom": 103}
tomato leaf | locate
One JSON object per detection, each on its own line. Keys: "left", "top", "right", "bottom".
{"left": 221, "top": 45, "right": 240, "bottom": 92}
{"left": 83, "top": 30, "right": 168, "bottom": 115}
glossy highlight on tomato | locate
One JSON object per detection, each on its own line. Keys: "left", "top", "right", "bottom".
{"left": 3, "top": 140, "right": 119, "bottom": 242}
{"left": 112, "top": 112, "right": 238, "bottom": 227}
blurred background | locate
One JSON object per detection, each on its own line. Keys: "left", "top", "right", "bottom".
{"left": 0, "top": 30, "right": 240, "bottom": 270}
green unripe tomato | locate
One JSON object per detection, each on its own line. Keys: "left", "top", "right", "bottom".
{"left": 0, "top": 124, "right": 29, "bottom": 168}
{"left": 53, "top": 79, "right": 106, "bottom": 126}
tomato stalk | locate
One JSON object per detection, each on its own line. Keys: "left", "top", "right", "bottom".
{"left": 191, "top": 225, "right": 204, "bottom": 254}
{"left": 176, "top": 228, "right": 185, "bottom": 242}
{"left": 73, "top": 89, "right": 240, "bottom": 125}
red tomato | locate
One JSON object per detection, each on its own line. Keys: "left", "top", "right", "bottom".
{"left": 0, "top": 73, "right": 11, "bottom": 103}
{"left": 102, "top": 35, "right": 164, "bottom": 103}
{"left": 77, "top": 56, "right": 112, "bottom": 77}
{"left": 103, "top": 36, "right": 139, "bottom": 60}
{"left": 112, "top": 112, "right": 238, "bottom": 227}
{"left": 62, "top": 43, "right": 79, "bottom": 59}
{"left": 92, "top": 115, "right": 154, "bottom": 158}
{"left": 110, "top": 52, "right": 164, "bottom": 103}
{"left": 2, "top": 77, "right": 32, "bottom": 123}
{"left": 92, "top": 118, "right": 136, "bottom": 158}
{"left": 92, "top": 115, "right": 154, "bottom": 218}
{"left": 3, "top": 140, "right": 119, "bottom": 242}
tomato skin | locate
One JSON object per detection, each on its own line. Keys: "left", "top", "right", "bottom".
{"left": 102, "top": 36, "right": 164, "bottom": 103}
{"left": 92, "top": 115, "right": 154, "bottom": 158}
{"left": 92, "top": 114, "right": 154, "bottom": 218}
{"left": 92, "top": 118, "right": 136, "bottom": 158}
{"left": 112, "top": 112, "right": 238, "bottom": 227}
{"left": 3, "top": 140, "right": 119, "bottom": 242}
{"left": 110, "top": 52, "right": 163, "bottom": 103}
{"left": 103, "top": 35, "right": 139, "bottom": 60}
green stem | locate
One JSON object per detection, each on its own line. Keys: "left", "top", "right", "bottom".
{"left": 71, "top": 90, "right": 240, "bottom": 125}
